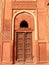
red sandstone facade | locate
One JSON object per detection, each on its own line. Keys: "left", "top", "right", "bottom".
{"left": 0, "top": 0, "right": 49, "bottom": 65}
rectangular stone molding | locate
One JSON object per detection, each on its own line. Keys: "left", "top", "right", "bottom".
{"left": 38, "top": 11, "right": 47, "bottom": 40}
{"left": 12, "top": 1, "right": 37, "bottom": 10}
{"left": 46, "top": 16, "right": 49, "bottom": 40}
{"left": 38, "top": 41, "right": 47, "bottom": 62}
{"left": 2, "top": 42, "right": 12, "bottom": 63}
{"left": 4, "top": 0, "right": 12, "bottom": 20}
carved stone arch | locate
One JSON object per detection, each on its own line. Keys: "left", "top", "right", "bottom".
{"left": 12, "top": 10, "right": 38, "bottom": 40}
{"left": 14, "top": 12, "right": 34, "bottom": 30}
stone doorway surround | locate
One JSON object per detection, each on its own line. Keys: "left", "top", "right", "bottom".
{"left": 12, "top": 10, "right": 38, "bottom": 64}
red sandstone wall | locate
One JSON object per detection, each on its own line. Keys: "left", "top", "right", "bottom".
{"left": 0, "top": 0, "right": 49, "bottom": 64}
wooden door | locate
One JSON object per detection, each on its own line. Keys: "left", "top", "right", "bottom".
{"left": 14, "top": 32, "right": 32, "bottom": 63}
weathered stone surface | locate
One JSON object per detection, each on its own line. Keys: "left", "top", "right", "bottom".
{"left": 0, "top": 0, "right": 49, "bottom": 65}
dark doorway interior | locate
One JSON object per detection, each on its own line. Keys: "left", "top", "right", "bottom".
{"left": 20, "top": 20, "right": 28, "bottom": 28}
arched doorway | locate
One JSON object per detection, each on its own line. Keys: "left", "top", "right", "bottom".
{"left": 13, "top": 12, "right": 35, "bottom": 64}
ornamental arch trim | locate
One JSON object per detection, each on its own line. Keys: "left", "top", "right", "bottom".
{"left": 12, "top": 10, "right": 38, "bottom": 40}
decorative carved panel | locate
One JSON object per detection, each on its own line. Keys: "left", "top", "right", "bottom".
{"left": 3, "top": 19, "right": 11, "bottom": 41}
{"left": 12, "top": 1, "right": 37, "bottom": 9}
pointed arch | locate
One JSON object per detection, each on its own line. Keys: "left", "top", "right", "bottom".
{"left": 12, "top": 10, "right": 38, "bottom": 40}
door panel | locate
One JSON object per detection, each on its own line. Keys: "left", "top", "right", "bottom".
{"left": 16, "top": 32, "right": 24, "bottom": 61}
{"left": 25, "top": 32, "right": 32, "bottom": 60}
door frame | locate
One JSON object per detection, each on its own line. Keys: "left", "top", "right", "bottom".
{"left": 12, "top": 10, "right": 38, "bottom": 64}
